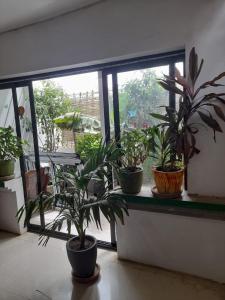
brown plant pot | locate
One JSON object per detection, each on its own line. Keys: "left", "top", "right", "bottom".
{"left": 152, "top": 167, "right": 184, "bottom": 194}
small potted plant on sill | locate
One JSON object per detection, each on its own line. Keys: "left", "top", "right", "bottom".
{"left": 148, "top": 126, "right": 183, "bottom": 197}
{"left": 17, "top": 141, "right": 128, "bottom": 282}
{"left": 0, "top": 127, "right": 24, "bottom": 179}
{"left": 118, "top": 129, "right": 149, "bottom": 194}
{"left": 150, "top": 47, "right": 225, "bottom": 196}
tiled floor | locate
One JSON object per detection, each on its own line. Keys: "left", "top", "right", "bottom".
{"left": 0, "top": 231, "right": 224, "bottom": 300}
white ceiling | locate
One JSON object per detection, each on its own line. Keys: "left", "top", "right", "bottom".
{"left": 0, "top": 0, "right": 101, "bottom": 34}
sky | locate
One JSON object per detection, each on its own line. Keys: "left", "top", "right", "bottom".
{"left": 33, "top": 63, "right": 183, "bottom": 95}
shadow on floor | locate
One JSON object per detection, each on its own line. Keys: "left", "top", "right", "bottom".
{"left": 0, "top": 230, "right": 18, "bottom": 242}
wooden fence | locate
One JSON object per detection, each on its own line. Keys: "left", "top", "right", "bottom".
{"left": 72, "top": 91, "right": 101, "bottom": 120}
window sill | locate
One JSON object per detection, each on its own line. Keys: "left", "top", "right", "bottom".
{"left": 113, "top": 186, "right": 225, "bottom": 221}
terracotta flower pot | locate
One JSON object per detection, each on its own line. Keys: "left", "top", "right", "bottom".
{"left": 152, "top": 167, "right": 184, "bottom": 194}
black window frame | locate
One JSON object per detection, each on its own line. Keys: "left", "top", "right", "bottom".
{"left": 0, "top": 49, "right": 185, "bottom": 250}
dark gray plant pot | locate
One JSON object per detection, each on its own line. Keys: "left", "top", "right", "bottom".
{"left": 0, "top": 159, "right": 15, "bottom": 177}
{"left": 119, "top": 167, "right": 143, "bottom": 194}
{"left": 66, "top": 235, "right": 97, "bottom": 278}
{"left": 87, "top": 177, "right": 105, "bottom": 196}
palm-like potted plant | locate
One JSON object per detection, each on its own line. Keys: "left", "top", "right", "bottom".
{"left": 0, "top": 127, "right": 24, "bottom": 178}
{"left": 150, "top": 47, "right": 225, "bottom": 196}
{"left": 17, "top": 141, "right": 128, "bottom": 280}
{"left": 118, "top": 129, "right": 149, "bottom": 194}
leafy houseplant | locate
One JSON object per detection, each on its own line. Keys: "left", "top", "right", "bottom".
{"left": 0, "top": 127, "right": 24, "bottom": 177}
{"left": 17, "top": 141, "right": 128, "bottom": 280}
{"left": 148, "top": 127, "right": 184, "bottom": 195}
{"left": 118, "top": 129, "right": 149, "bottom": 194}
{"left": 150, "top": 47, "right": 225, "bottom": 195}
{"left": 76, "top": 133, "right": 102, "bottom": 162}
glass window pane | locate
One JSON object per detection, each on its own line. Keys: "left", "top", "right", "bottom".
{"left": 117, "top": 66, "right": 169, "bottom": 185}
{"left": 32, "top": 73, "right": 111, "bottom": 242}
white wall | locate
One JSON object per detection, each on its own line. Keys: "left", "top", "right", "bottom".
{"left": 117, "top": 210, "right": 225, "bottom": 283}
{"left": 0, "top": 178, "right": 26, "bottom": 234}
{"left": 0, "top": 0, "right": 208, "bottom": 78}
{"left": 187, "top": 0, "right": 225, "bottom": 196}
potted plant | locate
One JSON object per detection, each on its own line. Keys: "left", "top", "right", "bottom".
{"left": 150, "top": 47, "right": 225, "bottom": 195}
{"left": 0, "top": 127, "right": 24, "bottom": 178}
{"left": 148, "top": 126, "right": 183, "bottom": 197}
{"left": 118, "top": 129, "right": 149, "bottom": 194}
{"left": 76, "top": 133, "right": 105, "bottom": 195}
{"left": 17, "top": 141, "right": 128, "bottom": 281}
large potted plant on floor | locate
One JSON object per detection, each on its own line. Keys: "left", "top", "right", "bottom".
{"left": 150, "top": 47, "right": 225, "bottom": 196}
{"left": 0, "top": 127, "right": 24, "bottom": 178}
{"left": 17, "top": 141, "right": 128, "bottom": 281}
{"left": 118, "top": 129, "right": 149, "bottom": 194}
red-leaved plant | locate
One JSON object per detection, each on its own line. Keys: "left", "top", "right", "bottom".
{"left": 151, "top": 47, "right": 225, "bottom": 166}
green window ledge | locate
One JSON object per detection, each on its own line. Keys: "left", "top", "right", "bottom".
{"left": 113, "top": 187, "right": 225, "bottom": 221}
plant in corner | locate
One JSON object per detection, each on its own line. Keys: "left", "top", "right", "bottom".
{"left": 150, "top": 47, "right": 225, "bottom": 196}
{"left": 17, "top": 141, "right": 128, "bottom": 280}
{"left": 118, "top": 129, "right": 149, "bottom": 194}
{"left": 0, "top": 127, "right": 24, "bottom": 178}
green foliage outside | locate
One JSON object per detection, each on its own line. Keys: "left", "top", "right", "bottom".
{"left": 34, "top": 80, "right": 73, "bottom": 152}
{"left": 118, "top": 69, "right": 168, "bottom": 128}
{"left": 54, "top": 112, "right": 101, "bottom": 133}
{"left": 76, "top": 133, "right": 102, "bottom": 162}
{"left": 0, "top": 127, "right": 24, "bottom": 160}
{"left": 120, "top": 129, "right": 149, "bottom": 171}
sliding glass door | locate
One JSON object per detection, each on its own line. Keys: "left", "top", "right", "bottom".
{"left": 31, "top": 72, "right": 114, "bottom": 244}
